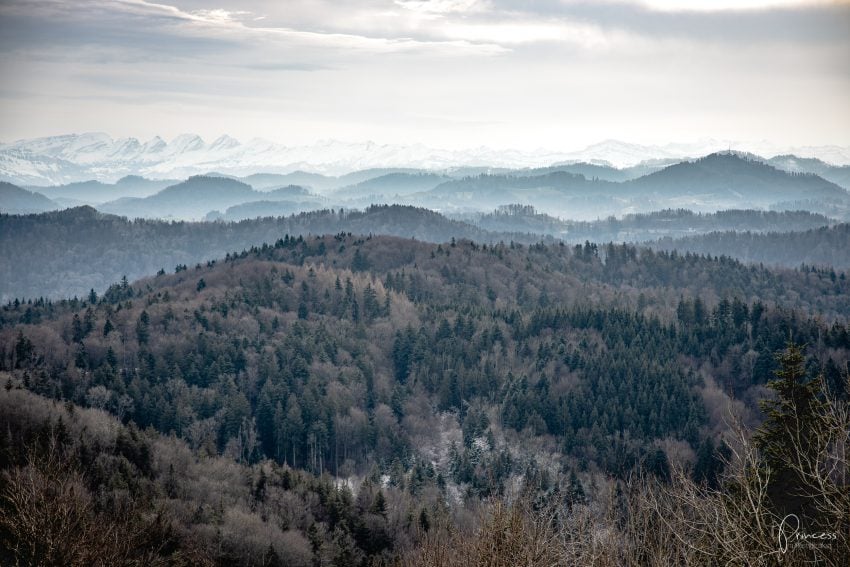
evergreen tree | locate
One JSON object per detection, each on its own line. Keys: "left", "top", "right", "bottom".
{"left": 283, "top": 395, "right": 304, "bottom": 467}
{"left": 352, "top": 248, "right": 370, "bottom": 272}
{"left": 135, "top": 310, "right": 150, "bottom": 346}
{"left": 363, "top": 284, "right": 380, "bottom": 321}
{"left": 71, "top": 314, "right": 84, "bottom": 343}
{"left": 418, "top": 508, "right": 430, "bottom": 533}
{"left": 567, "top": 469, "right": 586, "bottom": 506}
{"left": 752, "top": 342, "right": 825, "bottom": 520}
{"left": 692, "top": 437, "right": 728, "bottom": 489}
{"left": 83, "top": 308, "right": 95, "bottom": 336}
{"left": 371, "top": 490, "right": 387, "bottom": 518}
{"left": 331, "top": 526, "right": 362, "bottom": 567}
{"left": 645, "top": 448, "right": 670, "bottom": 481}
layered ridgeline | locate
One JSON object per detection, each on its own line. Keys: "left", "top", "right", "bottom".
{"left": 9, "top": 152, "right": 850, "bottom": 222}
{"left": 1, "top": 233, "right": 848, "bottom": 564}
{"left": 4, "top": 204, "right": 850, "bottom": 301}
{"left": 767, "top": 154, "right": 850, "bottom": 189}
{"left": 397, "top": 154, "right": 850, "bottom": 219}
{"left": 195, "top": 154, "right": 850, "bottom": 220}
{"left": 462, "top": 204, "right": 834, "bottom": 242}
{"left": 0, "top": 205, "right": 552, "bottom": 301}
{"left": 96, "top": 176, "right": 323, "bottom": 220}
{"left": 33, "top": 175, "right": 179, "bottom": 205}
{"left": 0, "top": 182, "right": 59, "bottom": 214}
{"left": 650, "top": 223, "right": 850, "bottom": 269}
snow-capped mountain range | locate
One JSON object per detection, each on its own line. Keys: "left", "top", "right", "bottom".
{"left": 1, "top": 132, "right": 849, "bottom": 186}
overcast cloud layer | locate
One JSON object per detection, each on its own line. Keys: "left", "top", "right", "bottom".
{"left": 1, "top": 0, "right": 848, "bottom": 151}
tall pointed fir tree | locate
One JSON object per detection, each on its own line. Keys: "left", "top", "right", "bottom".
{"left": 752, "top": 342, "right": 824, "bottom": 521}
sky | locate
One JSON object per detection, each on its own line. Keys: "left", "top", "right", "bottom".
{"left": 0, "top": 0, "right": 848, "bottom": 151}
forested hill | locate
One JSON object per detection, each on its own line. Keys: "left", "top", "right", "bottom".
{"left": 468, "top": 205, "right": 832, "bottom": 241}
{"left": 626, "top": 152, "right": 845, "bottom": 202}
{"left": 4, "top": 204, "right": 850, "bottom": 302}
{"left": 650, "top": 223, "right": 850, "bottom": 269}
{"left": 1, "top": 233, "right": 848, "bottom": 564}
{"left": 0, "top": 205, "right": 549, "bottom": 301}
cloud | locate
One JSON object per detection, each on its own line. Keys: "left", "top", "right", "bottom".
{"left": 113, "top": 0, "right": 509, "bottom": 55}
{"left": 189, "top": 8, "right": 252, "bottom": 23}
{"left": 395, "top": 0, "right": 491, "bottom": 14}
{"left": 639, "top": 0, "right": 849, "bottom": 11}
{"left": 434, "top": 19, "right": 632, "bottom": 48}
{"left": 242, "top": 62, "right": 331, "bottom": 72}
{"left": 0, "top": 0, "right": 847, "bottom": 149}
{"left": 1, "top": 0, "right": 508, "bottom": 57}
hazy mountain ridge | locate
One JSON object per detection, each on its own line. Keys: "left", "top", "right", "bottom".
{"left": 31, "top": 175, "right": 179, "bottom": 204}
{"left": 0, "top": 182, "right": 59, "bottom": 214}
{"left": 94, "top": 176, "right": 325, "bottom": 221}
{"left": 240, "top": 171, "right": 337, "bottom": 192}
{"left": 330, "top": 172, "right": 453, "bottom": 201}
{"left": 625, "top": 153, "right": 846, "bottom": 203}
{"left": 399, "top": 153, "right": 850, "bottom": 219}
{"left": 766, "top": 154, "right": 850, "bottom": 189}
{"left": 5, "top": 153, "right": 849, "bottom": 223}
{"left": 208, "top": 199, "right": 328, "bottom": 222}
{"left": 463, "top": 205, "right": 834, "bottom": 242}
{"left": 4, "top": 133, "right": 849, "bottom": 186}
{"left": 515, "top": 161, "right": 673, "bottom": 182}
{"left": 97, "top": 176, "right": 317, "bottom": 220}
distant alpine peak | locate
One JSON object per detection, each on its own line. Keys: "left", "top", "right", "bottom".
{"left": 1, "top": 132, "right": 848, "bottom": 186}
{"left": 168, "top": 134, "right": 206, "bottom": 153}
{"left": 210, "top": 135, "right": 240, "bottom": 150}
{"left": 142, "top": 136, "right": 167, "bottom": 152}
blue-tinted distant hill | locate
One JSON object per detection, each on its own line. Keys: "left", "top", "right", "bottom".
{"left": 518, "top": 159, "right": 675, "bottom": 182}
{"left": 208, "top": 199, "right": 327, "bottom": 222}
{"left": 766, "top": 154, "right": 850, "bottom": 189}
{"left": 240, "top": 169, "right": 429, "bottom": 192}
{"left": 335, "top": 167, "right": 427, "bottom": 187}
{"left": 0, "top": 182, "right": 60, "bottom": 214}
{"left": 240, "top": 171, "right": 337, "bottom": 192}
{"left": 16, "top": 153, "right": 850, "bottom": 223}
{"left": 403, "top": 171, "right": 619, "bottom": 216}
{"left": 265, "top": 185, "right": 316, "bottom": 200}
{"left": 32, "top": 175, "right": 178, "bottom": 204}
{"left": 332, "top": 172, "right": 450, "bottom": 201}
{"left": 463, "top": 205, "right": 833, "bottom": 242}
{"left": 403, "top": 153, "right": 850, "bottom": 219}
{"left": 98, "top": 176, "right": 264, "bottom": 220}
{"left": 625, "top": 153, "right": 847, "bottom": 205}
